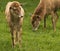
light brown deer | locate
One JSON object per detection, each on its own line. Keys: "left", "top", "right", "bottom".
{"left": 5, "top": 1, "right": 24, "bottom": 47}
{"left": 31, "top": 0, "right": 60, "bottom": 31}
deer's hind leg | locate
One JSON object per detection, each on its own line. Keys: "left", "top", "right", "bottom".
{"left": 51, "top": 11, "right": 58, "bottom": 32}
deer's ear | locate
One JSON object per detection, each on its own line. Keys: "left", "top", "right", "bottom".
{"left": 10, "top": 6, "right": 13, "bottom": 10}
{"left": 20, "top": 3, "right": 22, "bottom": 6}
{"left": 10, "top": 7, "right": 12, "bottom": 9}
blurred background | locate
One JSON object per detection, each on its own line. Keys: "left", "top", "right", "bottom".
{"left": 0, "top": 0, "right": 60, "bottom": 51}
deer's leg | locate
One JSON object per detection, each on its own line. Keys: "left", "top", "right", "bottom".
{"left": 10, "top": 26, "right": 16, "bottom": 48}
{"left": 10, "top": 27, "right": 14, "bottom": 48}
{"left": 44, "top": 16, "right": 46, "bottom": 28}
{"left": 13, "top": 28, "right": 17, "bottom": 46}
{"left": 16, "top": 32, "right": 18, "bottom": 43}
{"left": 51, "top": 11, "right": 56, "bottom": 32}
{"left": 17, "top": 27, "right": 22, "bottom": 48}
{"left": 44, "top": 14, "right": 48, "bottom": 29}
{"left": 54, "top": 12, "right": 59, "bottom": 23}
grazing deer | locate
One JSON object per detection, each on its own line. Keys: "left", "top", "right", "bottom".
{"left": 31, "top": 0, "right": 60, "bottom": 31}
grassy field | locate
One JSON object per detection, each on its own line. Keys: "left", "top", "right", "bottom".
{"left": 0, "top": 0, "right": 60, "bottom": 51}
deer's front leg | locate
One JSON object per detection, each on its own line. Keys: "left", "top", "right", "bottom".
{"left": 10, "top": 26, "right": 16, "bottom": 48}
{"left": 51, "top": 11, "right": 56, "bottom": 32}
{"left": 17, "top": 27, "right": 22, "bottom": 48}
{"left": 44, "top": 16, "right": 46, "bottom": 28}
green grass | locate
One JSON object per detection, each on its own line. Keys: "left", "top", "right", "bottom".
{"left": 0, "top": 0, "right": 60, "bottom": 51}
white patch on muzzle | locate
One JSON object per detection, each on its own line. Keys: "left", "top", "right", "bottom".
{"left": 33, "top": 22, "right": 40, "bottom": 31}
{"left": 19, "top": 15, "right": 23, "bottom": 18}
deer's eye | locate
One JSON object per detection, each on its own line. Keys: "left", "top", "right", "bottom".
{"left": 10, "top": 7, "right": 17, "bottom": 11}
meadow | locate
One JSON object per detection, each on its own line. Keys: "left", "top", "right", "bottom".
{"left": 0, "top": 0, "right": 60, "bottom": 51}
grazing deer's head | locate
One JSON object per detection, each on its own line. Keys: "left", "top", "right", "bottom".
{"left": 31, "top": 14, "right": 41, "bottom": 31}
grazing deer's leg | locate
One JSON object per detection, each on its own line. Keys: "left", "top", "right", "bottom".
{"left": 44, "top": 16, "right": 46, "bottom": 28}
{"left": 55, "top": 12, "right": 59, "bottom": 23}
{"left": 44, "top": 13, "right": 47, "bottom": 29}
{"left": 51, "top": 11, "right": 56, "bottom": 32}
{"left": 43, "top": 9, "right": 47, "bottom": 29}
